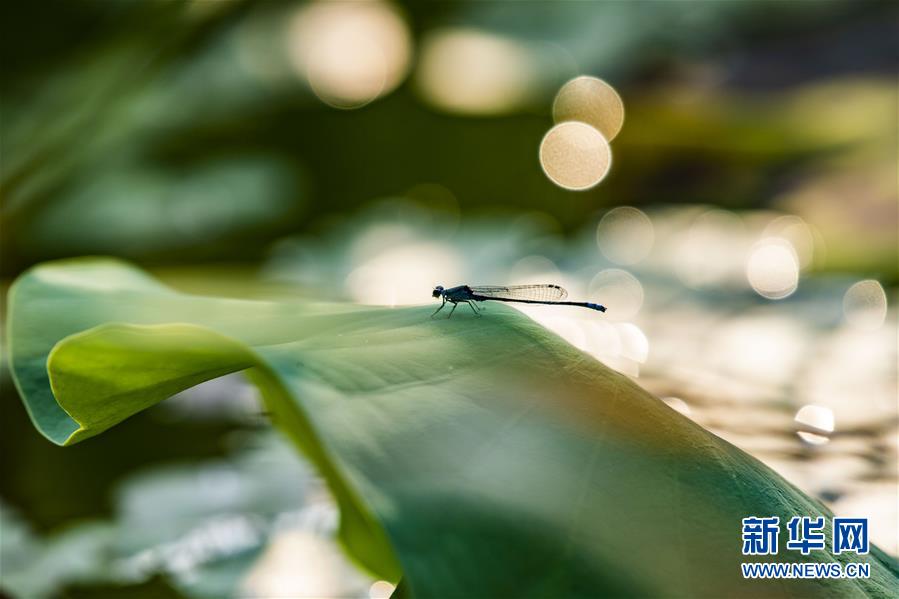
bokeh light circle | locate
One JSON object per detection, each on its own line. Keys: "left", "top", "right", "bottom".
{"left": 795, "top": 404, "right": 835, "bottom": 446}
{"left": 416, "top": 28, "right": 535, "bottom": 115}
{"left": 345, "top": 241, "right": 462, "bottom": 306}
{"left": 589, "top": 268, "right": 644, "bottom": 320}
{"left": 843, "top": 279, "right": 887, "bottom": 331}
{"left": 596, "top": 206, "right": 654, "bottom": 265}
{"left": 552, "top": 76, "right": 625, "bottom": 141}
{"left": 616, "top": 322, "right": 649, "bottom": 363}
{"left": 287, "top": 1, "right": 411, "bottom": 109}
{"left": 369, "top": 581, "right": 396, "bottom": 599}
{"left": 539, "top": 122, "right": 611, "bottom": 190}
{"left": 746, "top": 238, "right": 799, "bottom": 300}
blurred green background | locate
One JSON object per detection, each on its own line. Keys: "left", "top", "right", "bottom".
{"left": 1, "top": 1, "right": 896, "bottom": 597}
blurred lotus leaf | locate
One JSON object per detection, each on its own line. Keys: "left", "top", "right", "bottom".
{"left": 7, "top": 258, "right": 898, "bottom": 597}
{"left": 0, "top": 502, "right": 118, "bottom": 597}
{"left": 0, "top": 432, "right": 360, "bottom": 598}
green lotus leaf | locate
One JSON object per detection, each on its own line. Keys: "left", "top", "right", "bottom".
{"left": 7, "top": 258, "right": 897, "bottom": 597}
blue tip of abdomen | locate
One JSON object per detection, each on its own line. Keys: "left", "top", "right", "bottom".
{"left": 588, "top": 303, "right": 606, "bottom": 312}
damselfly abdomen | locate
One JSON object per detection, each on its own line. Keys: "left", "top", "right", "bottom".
{"left": 431, "top": 284, "right": 606, "bottom": 318}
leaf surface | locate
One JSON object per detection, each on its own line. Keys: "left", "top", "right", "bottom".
{"left": 8, "top": 258, "right": 897, "bottom": 597}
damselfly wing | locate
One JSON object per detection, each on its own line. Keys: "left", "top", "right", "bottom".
{"left": 468, "top": 284, "right": 569, "bottom": 302}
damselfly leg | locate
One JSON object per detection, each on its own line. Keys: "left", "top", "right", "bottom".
{"left": 435, "top": 299, "right": 480, "bottom": 319}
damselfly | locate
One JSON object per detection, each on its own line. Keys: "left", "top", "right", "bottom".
{"left": 431, "top": 284, "right": 606, "bottom": 318}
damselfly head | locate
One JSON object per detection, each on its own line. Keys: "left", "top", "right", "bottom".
{"left": 432, "top": 285, "right": 444, "bottom": 298}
